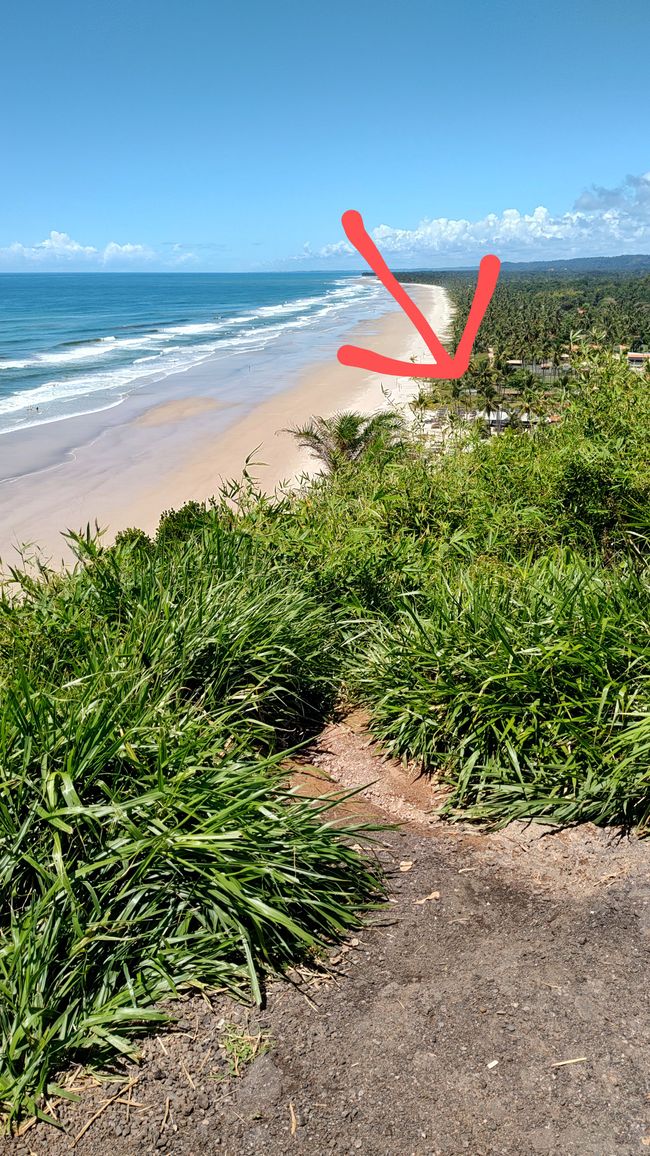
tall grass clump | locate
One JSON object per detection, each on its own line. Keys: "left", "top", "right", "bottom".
{"left": 1, "top": 522, "right": 340, "bottom": 747}
{"left": 349, "top": 550, "right": 650, "bottom": 830}
{"left": 0, "top": 527, "right": 381, "bottom": 1124}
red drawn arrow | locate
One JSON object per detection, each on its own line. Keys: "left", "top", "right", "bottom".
{"left": 337, "top": 209, "right": 501, "bottom": 379}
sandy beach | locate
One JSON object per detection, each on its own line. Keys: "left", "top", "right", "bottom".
{"left": 0, "top": 284, "right": 451, "bottom": 569}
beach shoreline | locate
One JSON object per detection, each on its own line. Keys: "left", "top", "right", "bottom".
{"left": 0, "top": 284, "right": 451, "bottom": 569}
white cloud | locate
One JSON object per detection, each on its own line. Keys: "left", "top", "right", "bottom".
{"left": 170, "top": 250, "right": 199, "bottom": 266}
{"left": 4, "top": 172, "right": 650, "bottom": 273}
{"left": 0, "top": 230, "right": 155, "bottom": 268}
{"left": 319, "top": 240, "right": 354, "bottom": 258}
{"left": 573, "top": 171, "right": 650, "bottom": 215}
{"left": 297, "top": 172, "right": 650, "bottom": 266}
{"left": 102, "top": 240, "right": 154, "bottom": 263}
{"left": 39, "top": 230, "right": 98, "bottom": 257}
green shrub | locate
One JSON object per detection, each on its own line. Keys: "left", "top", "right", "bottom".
{"left": 156, "top": 499, "right": 214, "bottom": 546}
{"left": 112, "top": 526, "right": 152, "bottom": 551}
{"left": 349, "top": 551, "right": 650, "bottom": 830}
{"left": 0, "top": 526, "right": 379, "bottom": 1122}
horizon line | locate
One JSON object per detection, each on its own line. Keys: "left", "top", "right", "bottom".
{"left": 0, "top": 251, "right": 649, "bottom": 276}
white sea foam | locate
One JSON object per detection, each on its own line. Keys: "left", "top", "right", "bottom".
{"left": 256, "top": 296, "right": 323, "bottom": 318}
{"left": 0, "top": 334, "right": 160, "bottom": 371}
{"left": 0, "top": 278, "right": 381, "bottom": 432}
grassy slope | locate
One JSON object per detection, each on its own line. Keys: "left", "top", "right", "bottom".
{"left": 0, "top": 345, "right": 649, "bottom": 1121}
{"left": 220, "top": 346, "right": 650, "bottom": 831}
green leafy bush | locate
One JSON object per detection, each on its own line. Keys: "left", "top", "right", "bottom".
{"left": 0, "top": 527, "right": 379, "bottom": 1122}
{"left": 349, "top": 551, "right": 650, "bottom": 829}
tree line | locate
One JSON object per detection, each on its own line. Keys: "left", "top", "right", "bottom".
{"left": 398, "top": 268, "right": 650, "bottom": 358}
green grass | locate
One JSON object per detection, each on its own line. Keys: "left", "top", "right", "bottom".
{"left": 348, "top": 550, "right": 650, "bottom": 829}
{"left": 0, "top": 526, "right": 381, "bottom": 1124}
{"left": 1, "top": 345, "right": 649, "bottom": 1124}
{"left": 219, "top": 1023, "right": 270, "bottom": 1078}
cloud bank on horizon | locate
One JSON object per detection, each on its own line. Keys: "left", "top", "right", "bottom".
{"left": 309, "top": 172, "right": 650, "bottom": 267}
{"left": 0, "top": 232, "right": 198, "bottom": 270}
{"left": 1, "top": 172, "right": 649, "bottom": 272}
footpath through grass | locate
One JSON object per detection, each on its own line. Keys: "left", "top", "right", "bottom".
{"left": 0, "top": 345, "right": 649, "bottom": 1123}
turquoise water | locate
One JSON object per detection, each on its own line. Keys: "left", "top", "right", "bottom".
{"left": 0, "top": 273, "right": 382, "bottom": 435}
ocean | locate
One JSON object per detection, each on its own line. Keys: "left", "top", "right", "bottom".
{"left": 0, "top": 272, "right": 383, "bottom": 437}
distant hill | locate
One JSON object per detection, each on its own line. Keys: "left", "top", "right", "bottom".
{"left": 385, "top": 253, "right": 650, "bottom": 277}
{"left": 499, "top": 254, "right": 650, "bottom": 273}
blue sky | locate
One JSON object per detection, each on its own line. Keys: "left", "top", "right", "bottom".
{"left": 1, "top": 0, "right": 649, "bottom": 271}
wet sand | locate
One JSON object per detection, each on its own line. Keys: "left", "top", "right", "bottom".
{"left": 133, "top": 397, "right": 221, "bottom": 428}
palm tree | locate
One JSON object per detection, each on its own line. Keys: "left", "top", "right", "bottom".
{"left": 285, "top": 410, "right": 407, "bottom": 474}
{"left": 467, "top": 355, "right": 503, "bottom": 431}
{"left": 490, "top": 346, "right": 511, "bottom": 378}
{"left": 509, "top": 367, "right": 543, "bottom": 424}
{"left": 410, "top": 375, "right": 471, "bottom": 421}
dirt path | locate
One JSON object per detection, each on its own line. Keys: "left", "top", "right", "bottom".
{"left": 5, "top": 723, "right": 649, "bottom": 1156}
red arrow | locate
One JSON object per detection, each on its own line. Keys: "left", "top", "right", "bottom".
{"left": 336, "top": 209, "right": 500, "bottom": 379}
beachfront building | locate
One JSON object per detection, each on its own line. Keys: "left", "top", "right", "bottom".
{"left": 419, "top": 403, "right": 559, "bottom": 444}
{"left": 627, "top": 351, "right": 650, "bottom": 371}
{"left": 476, "top": 407, "right": 510, "bottom": 434}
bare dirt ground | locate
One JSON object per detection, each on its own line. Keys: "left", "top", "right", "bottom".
{"left": 4, "top": 719, "right": 649, "bottom": 1156}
